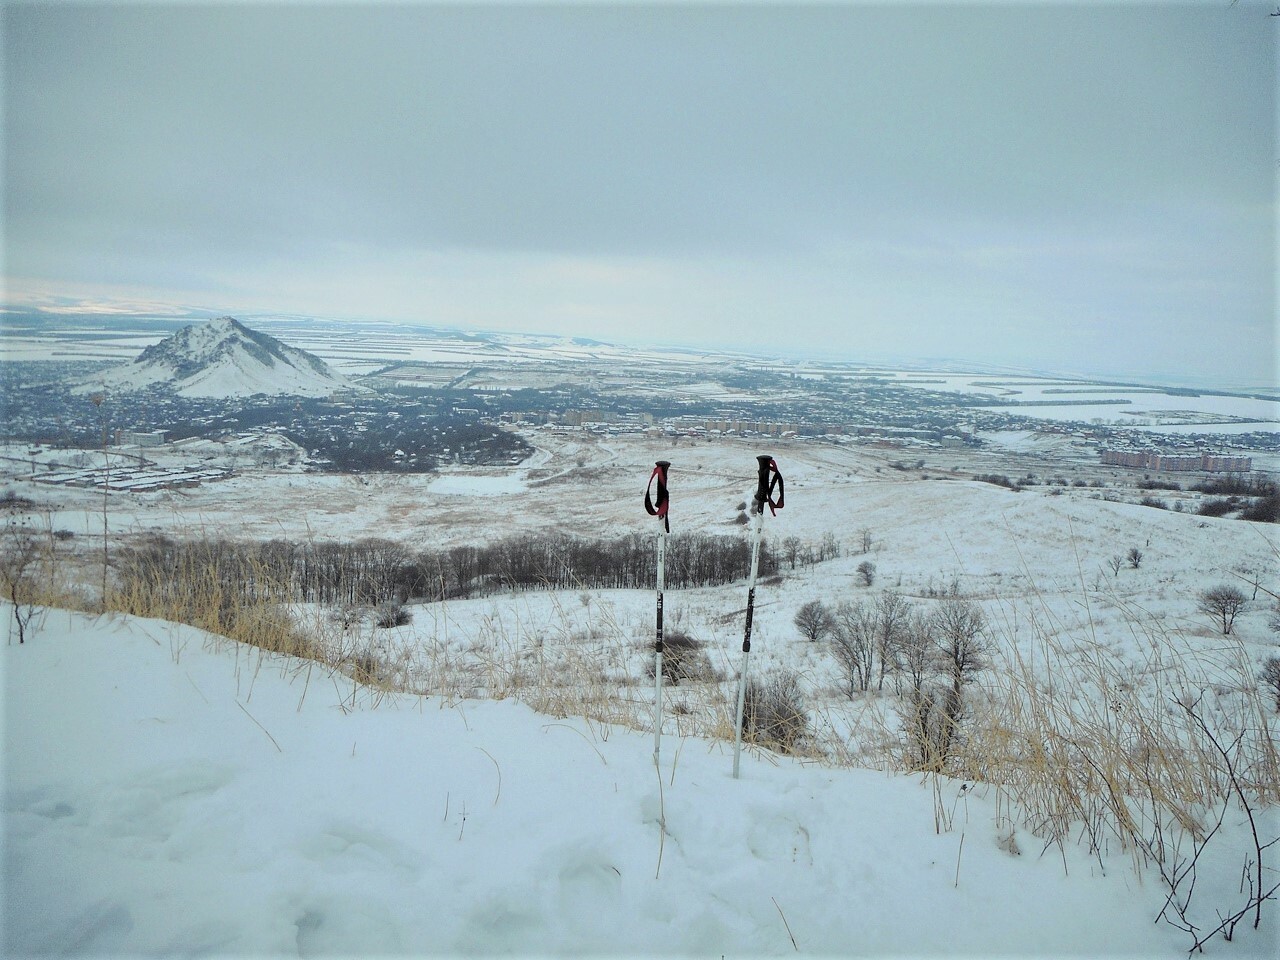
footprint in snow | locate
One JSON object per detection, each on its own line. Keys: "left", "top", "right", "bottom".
{"left": 296, "top": 820, "right": 426, "bottom": 878}
{"left": 747, "top": 808, "right": 813, "bottom": 865}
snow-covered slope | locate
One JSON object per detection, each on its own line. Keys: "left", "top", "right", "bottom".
{"left": 76, "top": 317, "right": 354, "bottom": 398}
{"left": 4, "top": 606, "right": 1210, "bottom": 957}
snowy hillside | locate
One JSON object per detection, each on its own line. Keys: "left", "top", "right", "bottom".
{"left": 3, "top": 606, "right": 1235, "bottom": 957}
{"left": 3, "top": 413, "right": 1277, "bottom": 955}
{"left": 74, "top": 317, "right": 354, "bottom": 398}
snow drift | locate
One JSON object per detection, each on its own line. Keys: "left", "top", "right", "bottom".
{"left": 3, "top": 605, "right": 1223, "bottom": 957}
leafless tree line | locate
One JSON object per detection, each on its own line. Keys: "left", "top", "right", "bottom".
{"left": 116, "top": 530, "right": 806, "bottom": 608}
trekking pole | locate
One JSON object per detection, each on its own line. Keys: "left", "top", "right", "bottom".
{"left": 732, "top": 454, "right": 784, "bottom": 779}
{"left": 644, "top": 460, "right": 671, "bottom": 764}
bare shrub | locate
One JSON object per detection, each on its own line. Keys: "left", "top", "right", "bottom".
{"left": 375, "top": 601, "right": 412, "bottom": 628}
{"left": 856, "top": 560, "right": 876, "bottom": 586}
{"left": 1197, "top": 584, "right": 1248, "bottom": 636}
{"left": 943, "top": 611, "right": 1280, "bottom": 953}
{"left": 794, "top": 599, "right": 834, "bottom": 642}
{"left": 648, "top": 629, "right": 715, "bottom": 684}
{"left": 1, "top": 515, "right": 45, "bottom": 644}
{"left": 350, "top": 650, "right": 390, "bottom": 686}
{"left": 742, "top": 670, "right": 810, "bottom": 753}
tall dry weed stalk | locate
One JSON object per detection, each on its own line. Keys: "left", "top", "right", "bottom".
{"left": 921, "top": 595, "right": 1280, "bottom": 951}
{"left": 948, "top": 603, "right": 1279, "bottom": 856}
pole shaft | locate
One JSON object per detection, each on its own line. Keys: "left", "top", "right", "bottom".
{"left": 732, "top": 506, "right": 765, "bottom": 778}
{"left": 654, "top": 529, "right": 666, "bottom": 762}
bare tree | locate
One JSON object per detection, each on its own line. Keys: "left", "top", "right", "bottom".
{"left": 829, "top": 600, "right": 878, "bottom": 696}
{"left": 1197, "top": 585, "right": 1248, "bottom": 636}
{"left": 782, "top": 536, "right": 802, "bottom": 570}
{"left": 793, "top": 599, "right": 834, "bottom": 642}
{"left": 858, "top": 527, "right": 873, "bottom": 554}
{"left": 932, "top": 596, "right": 989, "bottom": 691}
{"left": 897, "top": 610, "right": 935, "bottom": 695}
{"left": 874, "top": 591, "right": 911, "bottom": 692}
{"left": 1127, "top": 547, "right": 1143, "bottom": 569}
{"left": 908, "top": 596, "right": 990, "bottom": 769}
{"left": 1108, "top": 554, "right": 1124, "bottom": 577}
{"left": 857, "top": 560, "right": 876, "bottom": 587}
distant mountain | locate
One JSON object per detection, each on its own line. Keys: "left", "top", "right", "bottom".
{"left": 76, "top": 317, "right": 355, "bottom": 398}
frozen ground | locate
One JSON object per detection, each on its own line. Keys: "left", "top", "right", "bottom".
{"left": 8, "top": 606, "right": 1269, "bottom": 957}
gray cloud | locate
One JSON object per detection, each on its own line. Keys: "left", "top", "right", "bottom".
{"left": 4, "top": 2, "right": 1274, "bottom": 384}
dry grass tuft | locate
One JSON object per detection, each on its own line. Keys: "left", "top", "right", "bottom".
{"left": 109, "top": 536, "right": 322, "bottom": 662}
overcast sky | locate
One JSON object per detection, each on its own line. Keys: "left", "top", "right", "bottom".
{"left": 4, "top": 2, "right": 1276, "bottom": 386}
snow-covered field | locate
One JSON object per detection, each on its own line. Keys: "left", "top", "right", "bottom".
{"left": 7, "top": 606, "right": 1269, "bottom": 957}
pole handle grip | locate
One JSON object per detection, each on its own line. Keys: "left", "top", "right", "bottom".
{"left": 753, "top": 455, "right": 784, "bottom": 516}
{"left": 645, "top": 460, "right": 671, "bottom": 532}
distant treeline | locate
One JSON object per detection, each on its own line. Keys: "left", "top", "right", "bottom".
{"left": 117, "top": 531, "right": 786, "bottom": 607}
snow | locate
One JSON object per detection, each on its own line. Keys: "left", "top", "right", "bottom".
{"left": 428, "top": 474, "right": 530, "bottom": 497}
{"left": 3, "top": 606, "right": 1230, "bottom": 957}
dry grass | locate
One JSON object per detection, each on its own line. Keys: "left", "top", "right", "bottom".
{"left": 964, "top": 598, "right": 1279, "bottom": 841}
{"left": 109, "top": 537, "right": 322, "bottom": 662}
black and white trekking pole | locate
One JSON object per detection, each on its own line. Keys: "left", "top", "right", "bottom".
{"left": 644, "top": 460, "right": 671, "bottom": 764}
{"left": 732, "top": 454, "right": 784, "bottom": 779}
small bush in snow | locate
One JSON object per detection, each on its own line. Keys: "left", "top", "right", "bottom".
{"left": 742, "top": 669, "right": 809, "bottom": 753}
{"left": 647, "top": 630, "right": 714, "bottom": 684}
{"left": 856, "top": 561, "right": 876, "bottom": 587}
{"left": 1197, "top": 497, "right": 1237, "bottom": 518}
{"left": 793, "top": 599, "right": 834, "bottom": 642}
{"left": 375, "top": 602, "right": 412, "bottom": 628}
{"left": 1197, "top": 585, "right": 1247, "bottom": 636}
